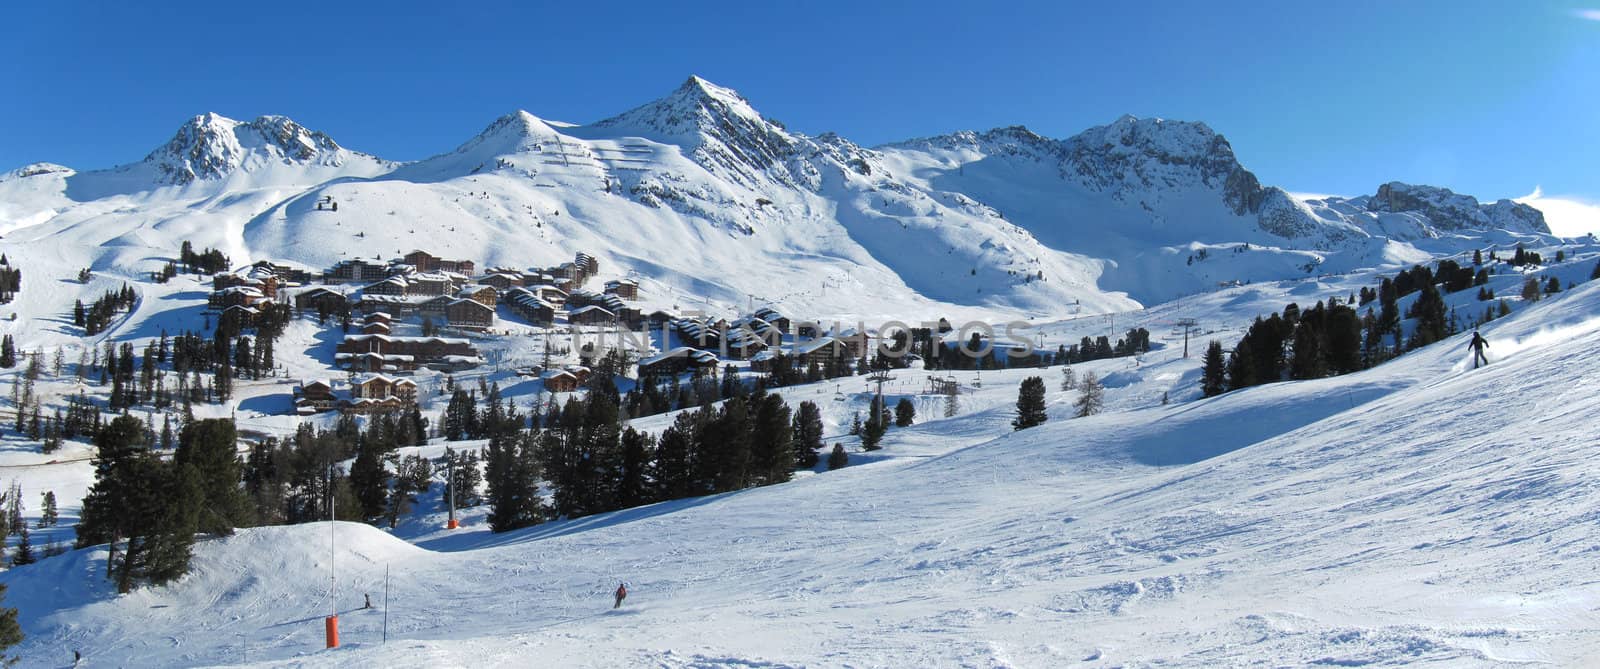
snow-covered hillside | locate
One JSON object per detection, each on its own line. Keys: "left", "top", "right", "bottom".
{"left": 5, "top": 247, "right": 1600, "bottom": 667}
{"left": 0, "top": 75, "right": 1572, "bottom": 346}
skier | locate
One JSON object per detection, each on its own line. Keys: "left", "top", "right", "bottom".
{"left": 613, "top": 582, "right": 628, "bottom": 609}
{"left": 1468, "top": 330, "right": 1490, "bottom": 368}
{"left": 364, "top": 593, "right": 372, "bottom": 609}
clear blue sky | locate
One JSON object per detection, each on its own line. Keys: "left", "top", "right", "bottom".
{"left": 3, "top": 1, "right": 1597, "bottom": 206}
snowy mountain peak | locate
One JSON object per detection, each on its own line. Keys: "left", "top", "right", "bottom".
{"left": 592, "top": 75, "right": 798, "bottom": 184}
{"left": 140, "top": 113, "right": 354, "bottom": 185}
{"left": 1370, "top": 181, "right": 1550, "bottom": 234}
{"left": 454, "top": 110, "right": 557, "bottom": 155}
{"left": 1061, "top": 115, "right": 1264, "bottom": 214}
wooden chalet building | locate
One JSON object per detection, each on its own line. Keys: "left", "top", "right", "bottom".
{"left": 504, "top": 288, "right": 557, "bottom": 325}
{"left": 326, "top": 258, "right": 390, "bottom": 283}
{"left": 293, "top": 286, "right": 348, "bottom": 314}
{"left": 352, "top": 374, "right": 418, "bottom": 403}
{"left": 796, "top": 337, "right": 849, "bottom": 366}
{"left": 445, "top": 298, "right": 495, "bottom": 329}
{"left": 603, "top": 278, "right": 639, "bottom": 300}
{"left": 637, "top": 346, "right": 719, "bottom": 378}
{"left": 568, "top": 305, "right": 615, "bottom": 326}
{"left": 403, "top": 250, "right": 475, "bottom": 276}
{"left": 208, "top": 286, "right": 266, "bottom": 310}
{"left": 479, "top": 272, "right": 523, "bottom": 291}
{"left": 335, "top": 335, "right": 481, "bottom": 372}
{"left": 541, "top": 369, "right": 580, "bottom": 392}
{"left": 753, "top": 307, "right": 791, "bottom": 334}
{"left": 458, "top": 284, "right": 497, "bottom": 308}
{"left": 293, "top": 379, "right": 338, "bottom": 415}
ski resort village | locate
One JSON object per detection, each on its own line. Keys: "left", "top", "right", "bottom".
{"left": 1, "top": 49, "right": 1600, "bottom": 666}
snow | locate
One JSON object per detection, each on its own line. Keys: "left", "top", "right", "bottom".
{"left": 3, "top": 75, "right": 1598, "bottom": 667}
{"left": 0, "top": 257, "right": 1597, "bottom": 666}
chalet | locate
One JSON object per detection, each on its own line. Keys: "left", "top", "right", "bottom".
{"left": 208, "top": 286, "right": 266, "bottom": 309}
{"left": 541, "top": 369, "right": 580, "bottom": 392}
{"left": 723, "top": 325, "right": 770, "bottom": 360}
{"left": 213, "top": 267, "right": 277, "bottom": 297}
{"left": 568, "top": 366, "right": 593, "bottom": 385}
{"left": 528, "top": 284, "right": 567, "bottom": 305}
{"left": 220, "top": 304, "right": 259, "bottom": 329}
{"left": 749, "top": 349, "right": 779, "bottom": 374}
{"left": 569, "top": 305, "right": 615, "bottom": 326}
{"left": 674, "top": 318, "right": 721, "bottom": 350}
{"left": 417, "top": 295, "right": 456, "bottom": 322}
{"left": 458, "top": 284, "right": 497, "bottom": 308}
{"left": 796, "top": 337, "right": 849, "bottom": 366}
{"left": 293, "top": 287, "right": 348, "bottom": 314}
{"left": 344, "top": 396, "right": 406, "bottom": 415}
{"left": 360, "top": 321, "right": 391, "bottom": 335}
{"left": 364, "top": 312, "right": 393, "bottom": 326}
{"left": 403, "top": 250, "right": 476, "bottom": 276}
{"left": 357, "top": 294, "right": 429, "bottom": 317}
{"left": 480, "top": 272, "right": 523, "bottom": 291}
{"left": 406, "top": 273, "right": 454, "bottom": 297}
{"left": 616, "top": 307, "right": 644, "bottom": 329}
{"left": 293, "top": 379, "right": 338, "bottom": 415}
{"left": 352, "top": 374, "right": 418, "bottom": 403}
{"left": 753, "top": 307, "right": 791, "bottom": 334}
{"left": 575, "top": 252, "right": 599, "bottom": 276}
{"left": 637, "top": 347, "right": 719, "bottom": 377}
{"left": 251, "top": 259, "right": 316, "bottom": 285}
{"left": 835, "top": 328, "right": 874, "bottom": 358}
{"left": 445, "top": 298, "right": 495, "bottom": 329}
{"left": 646, "top": 309, "right": 677, "bottom": 329}
{"left": 326, "top": 258, "right": 390, "bottom": 283}
{"left": 362, "top": 276, "right": 409, "bottom": 297}
{"left": 336, "top": 351, "right": 416, "bottom": 373}
{"left": 597, "top": 294, "right": 627, "bottom": 312}
{"left": 603, "top": 279, "right": 639, "bottom": 300}
{"left": 504, "top": 288, "right": 557, "bottom": 325}
{"left": 335, "top": 335, "right": 481, "bottom": 372}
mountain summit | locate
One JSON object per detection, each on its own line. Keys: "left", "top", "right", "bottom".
{"left": 140, "top": 113, "right": 383, "bottom": 185}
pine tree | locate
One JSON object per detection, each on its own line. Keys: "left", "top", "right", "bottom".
{"left": 860, "top": 396, "right": 887, "bottom": 451}
{"left": 1060, "top": 366, "right": 1076, "bottom": 391}
{"left": 39, "top": 491, "right": 57, "bottom": 527}
{"left": 0, "top": 335, "right": 12, "bottom": 368}
{"left": 174, "top": 418, "right": 251, "bottom": 535}
{"left": 1521, "top": 277, "right": 1542, "bottom": 302}
{"left": 791, "top": 401, "right": 823, "bottom": 469}
{"left": 1012, "top": 376, "right": 1048, "bottom": 430}
{"left": 9, "top": 526, "right": 33, "bottom": 566}
{"left": 1074, "top": 372, "right": 1104, "bottom": 418}
{"left": 827, "top": 444, "right": 848, "bottom": 470}
{"left": 485, "top": 430, "right": 545, "bottom": 532}
{"left": 0, "top": 583, "right": 21, "bottom": 657}
{"left": 617, "top": 427, "right": 655, "bottom": 505}
{"left": 654, "top": 410, "right": 699, "bottom": 500}
{"left": 1201, "top": 340, "right": 1227, "bottom": 397}
{"left": 348, "top": 438, "right": 389, "bottom": 521}
{"left": 78, "top": 415, "right": 203, "bottom": 592}
{"left": 894, "top": 398, "right": 915, "bottom": 427}
{"left": 750, "top": 392, "right": 793, "bottom": 485}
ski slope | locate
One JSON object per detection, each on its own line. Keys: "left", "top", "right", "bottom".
{"left": 6, "top": 258, "right": 1600, "bottom": 667}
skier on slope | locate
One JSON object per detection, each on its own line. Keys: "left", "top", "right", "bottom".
{"left": 1468, "top": 330, "right": 1490, "bottom": 369}
{"left": 613, "top": 582, "right": 628, "bottom": 609}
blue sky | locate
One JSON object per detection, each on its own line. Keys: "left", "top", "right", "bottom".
{"left": 3, "top": 1, "right": 1597, "bottom": 230}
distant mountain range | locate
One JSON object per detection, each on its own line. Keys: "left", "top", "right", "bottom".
{"left": 0, "top": 76, "right": 1559, "bottom": 326}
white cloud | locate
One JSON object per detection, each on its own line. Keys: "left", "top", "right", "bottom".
{"left": 1516, "top": 186, "right": 1600, "bottom": 237}
{"left": 1575, "top": 8, "right": 1600, "bottom": 21}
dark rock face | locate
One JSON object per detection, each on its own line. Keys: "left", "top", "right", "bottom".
{"left": 143, "top": 114, "right": 345, "bottom": 185}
